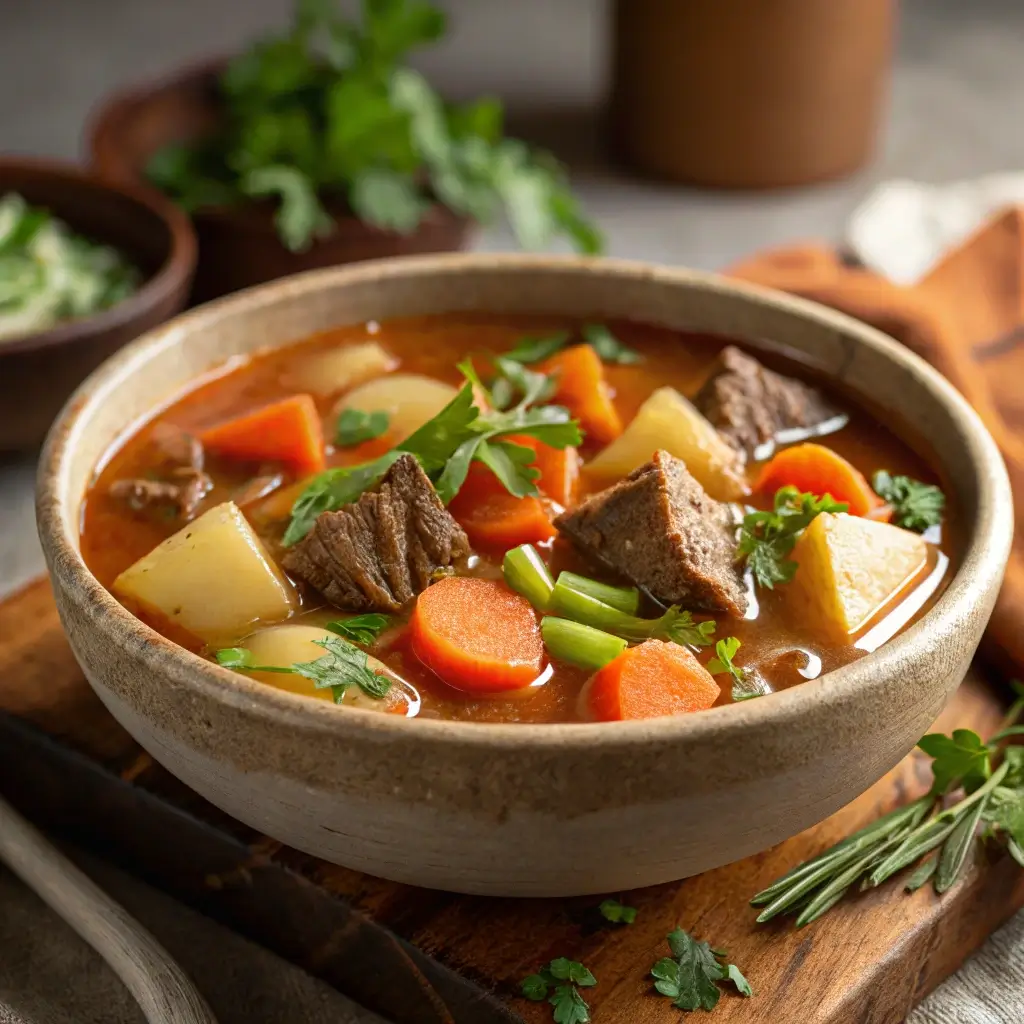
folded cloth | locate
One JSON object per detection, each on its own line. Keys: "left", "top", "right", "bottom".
{"left": 729, "top": 207, "right": 1024, "bottom": 678}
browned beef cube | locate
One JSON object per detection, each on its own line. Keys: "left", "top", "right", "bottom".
{"left": 555, "top": 450, "right": 747, "bottom": 616}
{"left": 695, "top": 346, "right": 840, "bottom": 456}
{"left": 283, "top": 454, "right": 470, "bottom": 612}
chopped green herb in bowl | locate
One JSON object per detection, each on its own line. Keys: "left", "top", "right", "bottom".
{"left": 0, "top": 193, "right": 140, "bottom": 342}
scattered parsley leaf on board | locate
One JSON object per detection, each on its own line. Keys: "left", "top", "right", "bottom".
{"left": 581, "top": 323, "right": 642, "bottom": 365}
{"left": 871, "top": 471, "right": 945, "bottom": 532}
{"left": 737, "top": 486, "right": 848, "bottom": 589}
{"left": 335, "top": 408, "right": 390, "bottom": 446}
{"left": 650, "top": 928, "right": 752, "bottom": 1011}
{"left": 598, "top": 898, "right": 637, "bottom": 924}
{"left": 214, "top": 636, "right": 390, "bottom": 705}
{"left": 520, "top": 958, "right": 596, "bottom": 1024}
{"left": 324, "top": 613, "right": 392, "bottom": 645}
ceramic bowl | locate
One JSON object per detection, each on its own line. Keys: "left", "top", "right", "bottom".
{"left": 88, "top": 61, "right": 472, "bottom": 304}
{"left": 36, "top": 255, "right": 1013, "bottom": 897}
{"left": 0, "top": 158, "right": 196, "bottom": 452}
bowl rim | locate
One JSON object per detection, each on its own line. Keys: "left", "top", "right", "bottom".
{"left": 0, "top": 155, "right": 197, "bottom": 356}
{"left": 36, "top": 253, "right": 1015, "bottom": 754}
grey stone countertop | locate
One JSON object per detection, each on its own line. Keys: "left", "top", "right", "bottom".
{"left": 1, "top": 1, "right": 1023, "bottom": 1021}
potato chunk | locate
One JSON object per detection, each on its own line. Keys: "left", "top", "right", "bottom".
{"left": 241, "top": 623, "right": 413, "bottom": 712}
{"left": 333, "top": 373, "right": 457, "bottom": 441}
{"left": 585, "top": 386, "right": 748, "bottom": 501}
{"left": 787, "top": 513, "right": 929, "bottom": 641}
{"left": 284, "top": 341, "right": 397, "bottom": 398}
{"left": 113, "top": 502, "right": 298, "bottom": 644}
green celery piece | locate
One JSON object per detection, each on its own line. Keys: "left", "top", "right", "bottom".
{"left": 502, "top": 544, "right": 555, "bottom": 610}
{"left": 541, "top": 617, "right": 626, "bottom": 672}
{"left": 556, "top": 571, "right": 640, "bottom": 615}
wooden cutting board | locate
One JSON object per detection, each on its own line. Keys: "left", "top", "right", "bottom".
{"left": 2, "top": 576, "right": 1023, "bottom": 1024}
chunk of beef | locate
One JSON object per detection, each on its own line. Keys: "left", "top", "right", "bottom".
{"left": 695, "top": 346, "right": 840, "bottom": 456}
{"left": 555, "top": 450, "right": 747, "bottom": 616}
{"left": 109, "top": 424, "right": 211, "bottom": 520}
{"left": 283, "top": 454, "right": 470, "bottom": 612}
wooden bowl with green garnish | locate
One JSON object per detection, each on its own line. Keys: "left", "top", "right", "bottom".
{"left": 87, "top": 1, "right": 601, "bottom": 304}
{"left": 0, "top": 158, "right": 196, "bottom": 451}
{"left": 36, "top": 254, "right": 1013, "bottom": 896}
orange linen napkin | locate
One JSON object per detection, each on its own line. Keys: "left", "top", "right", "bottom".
{"left": 728, "top": 208, "right": 1024, "bottom": 676}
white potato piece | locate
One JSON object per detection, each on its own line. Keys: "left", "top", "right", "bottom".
{"left": 113, "top": 502, "right": 298, "bottom": 645}
{"left": 787, "top": 512, "right": 929, "bottom": 642}
{"left": 585, "top": 386, "right": 748, "bottom": 501}
{"left": 283, "top": 341, "right": 397, "bottom": 398}
{"left": 241, "top": 623, "right": 416, "bottom": 712}
{"left": 334, "top": 373, "right": 457, "bottom": 442}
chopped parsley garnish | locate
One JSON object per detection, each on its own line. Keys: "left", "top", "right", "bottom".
{"left": 334, "top": 408, "right": 389, "bottom": 447}
{"left": 215, "top": 635, "right": 389, "bottom": 704}
{"left": 871, "top": 471, "right": 945, "bottom": 532}
{"left": 651, "top": 928, "right": 752, "bottom": 1011}
{"left": 521, "top": 958, "right": 596, "bottom": 1024}
{"left": 737, "top": 486, "right": 848, "bottom": 589}
{"left": 706, "top": 637, "right": 767, "bottom": 702}
{"left": 504, "top": 330, "right": 570, "bottom": 365}
{"left": 581, "top": 323, "right": 642, "bottom": 364}
{"left": 663, "top": 611, "right": 716, "bottom": 649}
{"left": 283, "top": 365, "right": 581, "bottom": 543}
{"left": 598, "top": 898, "right": 637, "bottom": 924}
{"left": 489, "top": 354, "right": 557, "bottom": 410}
{"left": 325, "top": 613, "right": 392, "bottom": 645}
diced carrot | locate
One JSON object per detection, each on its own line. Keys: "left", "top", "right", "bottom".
{"left": 755, "top": 442, "right": 885, "bottom": 517}
{"left": 410, "top": 576, "right": 544, "bottom": 693}
{"left": 448, "top": 461, "right": 557, "bottom": 548}
{"left": 582, "top": 640, "right": 720, "bottom": 721}
{"left": 199, "top": 395, "right": 326, "bottom": 476}
{"left": 539, "top": 344, "right": 623, "bottom": 445}
{"left": 865, "top": 503, "right": 895, "bottom": 523}
{"left": 506, "top": 434, "right": 581, "bottom": 507}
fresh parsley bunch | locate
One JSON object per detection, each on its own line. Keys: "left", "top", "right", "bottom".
{"left": 147, "top": 0, "right": 601, "bottom": 254}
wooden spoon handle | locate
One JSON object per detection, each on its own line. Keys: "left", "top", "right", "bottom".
{"left": 0, "top": 793, "right": 217, "bottom": 1024}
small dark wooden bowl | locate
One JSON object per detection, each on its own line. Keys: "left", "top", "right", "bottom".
{"left": 0, "top": 158, "right": 196, "bottom": 452}
{"left": 88, "top": 62, "right": 474, "bottom": 304}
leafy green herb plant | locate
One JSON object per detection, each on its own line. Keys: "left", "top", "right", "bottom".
{"left": 751, "top": 681, "right": 1024, "bottom": 928}
{"left": 147, "top": 0, "right": 601, "bottom": 255}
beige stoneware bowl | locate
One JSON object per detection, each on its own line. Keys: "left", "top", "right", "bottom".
{"left": 37, "top": 255, "right": 1013, "bottom": 897}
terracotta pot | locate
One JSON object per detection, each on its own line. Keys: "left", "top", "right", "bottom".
{"left": 37, "top": 254, "right": 1012, "bottom": 896}
{"left": 610, "top": 0, "right": 895, "bottom": 188}
{"left": 87, "top": 62, "right": 473, "bottom": 303}
{"left": 0, "top": 158, "right": 195, "bottom": 452}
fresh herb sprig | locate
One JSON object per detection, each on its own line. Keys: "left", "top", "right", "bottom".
{"left": 325, "top": 613, "right": 392, "bottom": 645}
{"left": 706, "top": 637, "right": 768, "bottom": 702}
{"left": 598, "top": 898, "right": 637, "bottom": 924}
{"left": 751, "top": 683, "right": 1024, "bottom": 928}
{"left": 521, "top": 958, "right": 596, "bottom": 1024}
{"left": 871, "top": 471, "right": 945, "bottom": 533}
{"left": 335, "top": 408, "right": 389, "bottom": 446}
{"left": 737, "top": 486, "right": 848, "bottom": 589}
{"left": 147, "top": 0, "right": 601, "bottom": 254}
{"left": 284, "top": 367, "right": 581, "bottom": 544}
{"left": 215, "top": 631, "right": 390, "bottom": 703}
{"left": 650, "top": 928, "right": 752, "bottom": 1012}
{"left": 502, "top": 323, "right": 641, "bottom": 367}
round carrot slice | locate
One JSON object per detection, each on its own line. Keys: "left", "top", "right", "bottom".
{"left": 410, "top": 577, "right": 544, "bottom": 694}
{"left": 755, "top": 442, "right": 885, "bottom": 517}
{"left": 582, "top": 640, "right": 720, "bottom": 721}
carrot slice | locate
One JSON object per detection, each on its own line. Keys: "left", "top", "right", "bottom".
{"left": 505, "top": 434, "right": 581, "bottom": 507}
{"left": 448, "top": 461, "right": 557, "bottom": 548}
{"left": 755, "top": 442, "right": 885, "bottom": 517}
{"left": 199, "top": 395, "right": 326, "bottom": 475}
{"left": 582, "top": 640, "right": 720, "bottom": 721}
{"left": 410, "top": 576, "right": 544, "bottom": 693}
{"left": 539, "top": 344, "right": 623, "bottom": 445}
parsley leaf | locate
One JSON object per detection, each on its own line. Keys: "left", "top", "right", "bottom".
{"left": 520, "top": 959, "right": 596, "bottom": 1024}
{"left": 505, "top": 331, "right": 570, "bottom": 364}
{"left": 598, "top": 898, "right": 637, "bottom": 924}
{"left": 872, "top": 471, "right": 945, "bottom": 532}
{"left": 215, "top": 635, "right": 390, "bottom": 704}
{"left": 240, "top": 164, "right": 333, "bottom": 252}
{"left": 490, "top": 355, "right": 557, "bottom": 410}
{"left": 737, "top": 487, "right": 848, "bottom": 589}
{"left": 651, "top": 929, "right": 752, "bottom": 1011}
{"left": 397, "top": 381, "right": 480, "bottom": 471}
{"left": 660, "top": 610, "right": 716, "bottom": 649}
{"left": 918, "top": 729, "right": 992, "bottom": 795}
{"left": 325, "top": 613, "right": 392, "bottom": 645}
{"left": 335, "top": 408, "right": 389, "bottom": 446}
{"left": 581, "top": 323, "right": 641, "bottom": 365}
{"left": 475, "top": 438, "right": 540, "bottom": 498}
{"left": 706, "top": 637, "right": 768, "bottom": 701}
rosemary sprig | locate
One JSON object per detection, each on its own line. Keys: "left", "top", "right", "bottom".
{"left": 752, "top": 681, "right": 1024, "bottom": 927}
